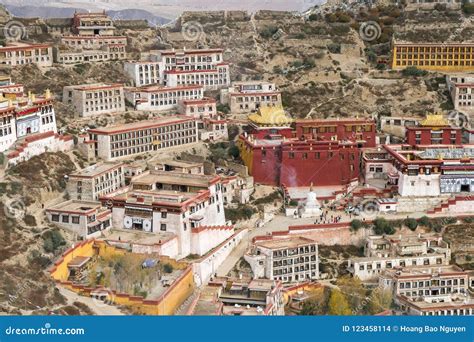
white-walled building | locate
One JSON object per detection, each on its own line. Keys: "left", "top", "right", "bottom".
{"left": 124, "top": 61, "right": 161, "bottom": 86}
{"left": 66, "top": 162, "right": 125, "bottom": 201}
{"left": 0, "top": 42, "right": 53, "bottom": 68}
{"left": 447, "top": 74, "right": 474, "bottom": 113}
{"left": 86, "top": 116, "right": 199, "bottom": 161}
{"left": 63, "top": 83, "right": 125, "bottom": 117}
{"left": 101, "top": 171, "right": 231, "bottom": 258}
{"left": 124, "top": 85, "right": 203, "bottom": 112}
{"left": 380, "top": 265, "right": 474, "bottom": 316}
{"left": 46, "top": 200, "right": 112, "bottom": 239}
{"left": 220, "top": 81, "right": 282, "bottom": 113}
{"left": 348, "top": 233, "right": 451, "bottom": 281}
{"left": 54, "top": 44, "right": 127, "bottom": 65}
{"left": 125, "top": 48, "right": 230, "bottom": 90}
{"left": 245, "top": 237, "right": 319, "bottom": 283}
{"left": 0, "top": 89, "right": 73, "bottom": 166}
{"left": 178, "top": 97, "right": 217, "bottom": 119}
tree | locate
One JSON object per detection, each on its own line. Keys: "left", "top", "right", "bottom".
{"left": 404, "top": 217, "right": 418, "bottom": 231}
{"left": 328, "top": 289, "right": 352, "bottom": 315}
{"left": 418, "top": 216, "right": 430, "bottom": 227}
{"left": 337, "top": 276, "right": 366, "bottom": 313}
{"left": 299, "top": 288, "right": 330, "bottom": 315}
{"left": 350, "top": 219, "right": 363, "bottom": 231}
{"left": 373, "top": 217, "right": 395, "bottom": 235}
{"left": 368, "top": 288, "right": 393, "bottom": 314}
{"left": 228, "top": 145, "right": 240, "bottom": 159}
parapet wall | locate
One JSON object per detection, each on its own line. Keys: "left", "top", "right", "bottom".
{"left": 50, "top": 239, "right": 194, "bottom": 315}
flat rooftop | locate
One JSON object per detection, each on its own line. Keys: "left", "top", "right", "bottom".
{"left": 256, "top": 236, "right": 316, "bottom": 250}
{"left": 132, "top": 170, "right": 217, "bottom": 188}
{"left": 111, "top": 189, "right": 199, "bottom": 205}
{"left": 103, "top": 228, "right": 175, "bottom": 245}
{"left": 88, "top": 116, "right": 194, "bottom": 135}
{"left": 385, "top": 265, "right": 466, "bottom": 279}
{"left": 47, "top": 200, "right": 102, "bottom": 213}
{"left": 69, "top": 162, "right": 123, "bottom": 178}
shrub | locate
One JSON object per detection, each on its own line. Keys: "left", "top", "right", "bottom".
{"left": 350, "top": 219, "right": 363, "bottom": 231}
{"left": 373, "top": 218, "right": 395, "bottom": 235}
{"left": 24, "top": 214, "right": 37, "bottom": 226}
{"left": 418, "top": 216, "right": 430, "bottom": 227}
{"left": 463, "top": 1, "right": 474, "bottom": 14}
{"left": 163, "top": 263, "right": 174, "bottom": 274}
{"left": 404, "top": 217, "right": 418, "bottom": 231}
{"left": 42, "top": 230, "right": 66, "bottom": 253}
{"left": 259, "top": 26, "right": 279, "bottom": 39}
{"left": 402, "top": 66, "right": 428, "bottom": 77}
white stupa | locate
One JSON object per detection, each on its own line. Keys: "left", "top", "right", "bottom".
{"left": 300, "top": 184, "right": 322, "bottom": 218}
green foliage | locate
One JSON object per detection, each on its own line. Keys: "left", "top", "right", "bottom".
{"left": 163, "top": 263, "right": 174, "bottom": 274}
{"left": 216, "top": 103, "right": 230, "bottom": 114}
{"left": 42, "top": 229, "right": 66, "bottom": 253}
{"left": 350, "top": 219, "right": 363, "bottom": 231}
{"left": 259, "top": 26, "right": 279, "bottom": 39}
{"left": 462, "top": 0, "right": 474, "bottom": 14}
{"left": 291, "top": 60, "right": 303, "bottom": 68}
{"left": 373, "top": 217, "right": 395, "bottom": 235}
{"left": 404, "top": 217, "right": 418, "bottom": 231}
{"left": 228, "top": 145, "right": 240, "bottom": 159}
{"left": 253, "top": 190, "right": 281, "bottom": 205}
{"left": 0, "top": 152, "right": 4, "bottom": 165}
{"left": 288, "top": 199, "right": 299, "bottom": 207}
{"left": 308, "top": 14, "right": 318, "bottom": 21}
{"left": 225, "top": 204, "right": 256, "bottom": 222}
{"left": 402, "top": 66, "right": 428, "bottom": 77}
{"left": 418, "top": 216, "right": 430, "bottom": 227}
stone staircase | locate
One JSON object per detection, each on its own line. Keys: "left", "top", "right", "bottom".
{"left": 427, "top": 195, "right": 473, "bottom": 214}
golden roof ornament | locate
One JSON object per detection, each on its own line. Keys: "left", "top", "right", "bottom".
{"left": 419, "top": 114, "right": 448, "bottom": 127}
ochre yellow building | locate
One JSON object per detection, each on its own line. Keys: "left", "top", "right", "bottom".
{"left": 50, "top": 240, "right": 194, "bottom": 315}
{"left": 392, "top": 42, "right": 474, "bottom": 72}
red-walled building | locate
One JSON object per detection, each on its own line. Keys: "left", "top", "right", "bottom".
{"left": 280, "top": 140, "right": 360, "bottom": 187}
{"left": 405, "top": 114, "right": 461, "bottom": 145}
{"left": 295, "top": 118, "right": 377, "bottom": 148}
{"left": 238, "top": 107, "right": 375, "bottom": 187}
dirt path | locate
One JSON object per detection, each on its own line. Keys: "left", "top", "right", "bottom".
{"left": 57, "top": 286, "right": 124, "bottom": 316}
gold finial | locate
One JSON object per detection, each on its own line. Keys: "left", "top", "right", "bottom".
{"left": 45, "top": 89, "right": 51, "bottom": 99}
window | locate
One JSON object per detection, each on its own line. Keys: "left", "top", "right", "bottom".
{"left": 289, "top": 152, "right": 295, "bottom": 159}
{"left": 52, "top": 214, "right": 59, "bottom": 222}
{"left": 72, "top": 216, "right": 80, "bottom": 224}
{"left": 161, "top": 212, "right": 167, "bottom": 219}
{"left": 62, "top": 215, "right": 69, "bottom": 223}
{"left": 160, "top": 224, "right": 167, "bottom": 231}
